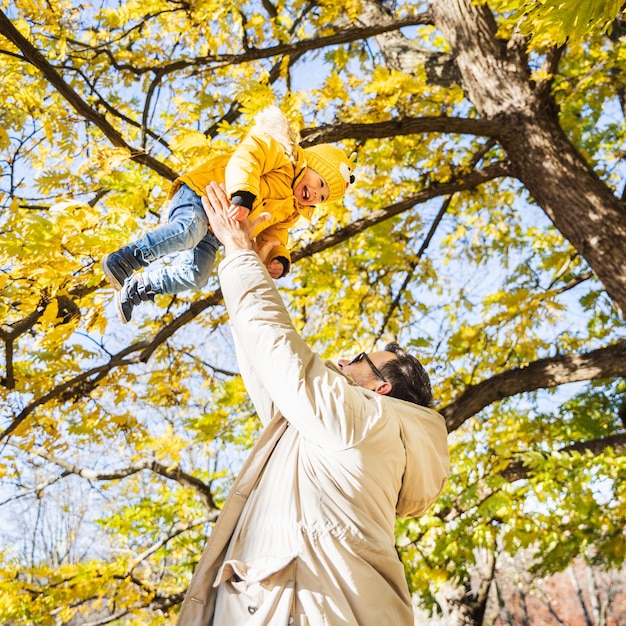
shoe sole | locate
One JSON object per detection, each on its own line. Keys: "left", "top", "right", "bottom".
{"left": 114, "top": 291, "right": 131, "bottom": 324}
{"left": 102, "top": 254, "right": 124, "bottom": 291}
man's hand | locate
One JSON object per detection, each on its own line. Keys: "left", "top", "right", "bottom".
{"left": 202, "top": 182, "right": 267, "bottom": 256}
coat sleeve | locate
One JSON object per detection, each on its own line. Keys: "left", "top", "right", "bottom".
{"left": 219, "top": 250, "right": 372, "bottom": 449}
{"left": 225, "top": 133, "right": 286, "bottom": 199}
{"left": 231, "top": 329, "right": 279, "bottom": 427}
{"left": 254, "top": 222, "right": 292, "bottom": 274}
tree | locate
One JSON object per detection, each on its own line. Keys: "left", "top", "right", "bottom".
{"left": 1, "top": 0, "right": 625, "bottom": 623}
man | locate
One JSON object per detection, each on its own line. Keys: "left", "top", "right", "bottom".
{"left": 176, "top": 182, "right": 449, "bottom": 626}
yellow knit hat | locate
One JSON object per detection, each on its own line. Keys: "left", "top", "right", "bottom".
{"left": 303, "top": 144, "right": 357, "bottom": 204}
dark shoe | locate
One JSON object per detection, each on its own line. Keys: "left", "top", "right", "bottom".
{"left": 115, "top": 276, "right": 156, "bottom": 324}
{"left": 102, "top": 245, "right": 148, "bottom": 291}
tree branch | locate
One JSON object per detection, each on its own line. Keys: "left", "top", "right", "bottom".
{"left": 534, "top": 44, "right": 565, "bottom": 103}
{"left": 370, "top": 140, "right": 497, "bottom": 343}
{"left": 441, "top": 341, "right": 626, "bottom": 432}
{"left": 291, "top": 161, "right": 510, "bottom": 262}
{"left": 0, "top": 341, "right": 149, "bottom": 441}
{"left": 5, "top": 159, "right": 615, "bottom": 445}
{"left": 1, "top": 296, "right": 49, "bottom": 390}
{"left": 125, "top": 515, "right": 216, "bottom": 575}
{"left": 438, "top": 433, "right": 626, "bottom": 524}
{"left": 0, "top": 468, "right": 66, "bottom": 506}
{"left": 0, "top": 10, "right": 178, "bottom": 181}
{"left": 501, "top": 433, "right": 626, "bottom": 482}
{"left": 300, "top": 115, "right": 500, "bottom": 146}
{"left": 138, "top": 289, "right": 223, "bottom": 363}
{"left": 80, "top": 14, "right": 434, "bottom": 77}
{"left": 1, "top": 159, "right": 510, "bottom": 437}
{"left": 373, "top": 194, "right": 453, "bottom": 344}
{"left": 82, "top": 609, "right": 131, "bottom": 626}
{"left": 34, "top": 449, "right": 218, "bottom": 512}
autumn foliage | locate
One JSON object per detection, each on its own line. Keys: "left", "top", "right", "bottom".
{"left": 1, "top": 0, "right": 625, "bottom": 623}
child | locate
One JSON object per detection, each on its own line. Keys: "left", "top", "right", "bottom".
{"left": 102, "top": 106, "right": 356, "bottom": 323}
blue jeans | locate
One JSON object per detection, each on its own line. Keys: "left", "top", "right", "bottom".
{"left": 134, "top": 184, "right": 220, "bottom": 295}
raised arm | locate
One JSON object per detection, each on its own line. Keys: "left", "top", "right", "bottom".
{"left": 202, "top": 183, "right": 370, "bottom": 447}
{"left": 231, "top": 330, "right": 279, "bottom": 427}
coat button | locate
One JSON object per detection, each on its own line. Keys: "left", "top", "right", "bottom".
{"left": 248, "top": 606, "right": 257, "bottom": 614}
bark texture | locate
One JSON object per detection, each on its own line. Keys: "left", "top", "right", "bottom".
{"left": 361, "top": 0, "right": 626, "bottom": 317}
{"left": 428, "top": 0, "right": 626, "bottom": 317}
{"left": 441, "top": 340, "right": 626, "bottom": 432}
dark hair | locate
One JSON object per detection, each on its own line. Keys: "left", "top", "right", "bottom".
{"left": 380, "top": 342, "right": 433, "bottom": 408}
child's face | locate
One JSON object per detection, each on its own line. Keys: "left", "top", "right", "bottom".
{"left": 294, "top": 167, "right": 328, "bottom": 206}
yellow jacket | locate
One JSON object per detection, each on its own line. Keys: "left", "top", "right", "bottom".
{"left": 171, "top": 114, "right": 314, "bottom": 276}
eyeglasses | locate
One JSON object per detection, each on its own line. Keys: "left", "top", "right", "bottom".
{"left": 348, "top": 352, "right": 388, "bottom": 382}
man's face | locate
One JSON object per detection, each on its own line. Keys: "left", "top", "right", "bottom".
{"left": 337, "top": 351, "right": 397, "bottom": 391}
{"left": 294, "top": 167, "right": 328, "bottom": 206}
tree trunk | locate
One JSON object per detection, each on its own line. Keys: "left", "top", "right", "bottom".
{"left": 436, "top": 581, "right": 480, "bottom": 626}
{"left": 434, "top": 552, "right": 495, "bottom": 626}
{"left": 430, "top": 0, "right": 626, "bottom": 317}
{"left": 518, "top": 585, "right": 531, "bottom": 626}
{"left": 568, "top": 565, "right": 595, "bottom": 626}
{"left": 495, "top": 579, "right": 515, "bottom": 624}
{"left": 586, "top": 563, "right": 605, "bottom": 626}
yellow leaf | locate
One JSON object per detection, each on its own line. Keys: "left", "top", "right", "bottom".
{"left": 171, "top": 130, "right": 212, "bottom": 153}
{"left": 101, "top": 146, "right": 132, "bottom": 171}
{"left": 0, "top": 126, "right": 9, "bottom": 149}
{"left": 39, "top": 300, "right": 59, "bottom": 326}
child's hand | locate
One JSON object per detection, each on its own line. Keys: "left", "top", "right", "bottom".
{"left": 266, "top": 258, "right": 285, "bottom": 279}
{"left": 228, "top": 203, "right": 249, "bottom": 222}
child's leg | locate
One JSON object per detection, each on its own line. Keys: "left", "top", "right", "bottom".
{"left": 144, "top": 229, "right": 220, "bottom": 295}
{"left": 110, "top": 183, "right": 224, "bottom": 322}
{"left": 114, "top": 232, "right": 219, "bottom": 323}
{"left": 133, "top": 182, "right": 221, "bottom": 295}
{"left": 134, "top": 184, "right": 209, "bottom": 263}
{"left": 103, "top": 184, "right": 208, "bottom": 291}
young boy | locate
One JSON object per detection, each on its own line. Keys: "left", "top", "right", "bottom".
{"left": 102, "top": 106, "right": 356, "bottom": 323}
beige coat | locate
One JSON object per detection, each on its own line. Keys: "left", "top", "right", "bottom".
{"left": 176, "top": 251, "right": 450, "bottom": 626}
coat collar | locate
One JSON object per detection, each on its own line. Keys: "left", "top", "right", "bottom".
{"left": 324, "top": 359, "right": 359, "bottom": 386}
